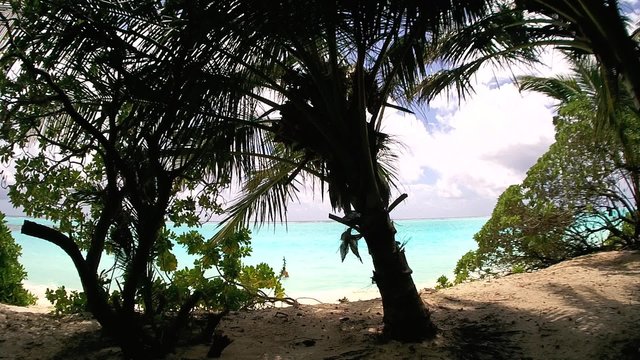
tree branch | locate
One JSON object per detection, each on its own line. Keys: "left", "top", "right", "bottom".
{"left": 388, "top": 193, "right": 408, "bottom": 212}
{"left": 21, "top": 220, "right": 86, "bottom": 271}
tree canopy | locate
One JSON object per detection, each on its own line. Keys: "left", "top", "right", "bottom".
{"left": 0, "top": 1, "right": 283, "bottom": 357}
{"left": 454, "top": 57, "right": 640, "bottom": 284}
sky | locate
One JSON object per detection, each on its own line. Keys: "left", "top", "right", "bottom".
{"left": 281, "top": 51, "right": 567, "bottom": 221}
{"left": 2, "top": 1, "right": 640, "bottom": 221}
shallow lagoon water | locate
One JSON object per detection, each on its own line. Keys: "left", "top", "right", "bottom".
{"left": 9, "top": 216, "right": 486, "bottom": 303}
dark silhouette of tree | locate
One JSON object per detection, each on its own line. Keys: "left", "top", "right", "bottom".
{"left": 211, "top": 0, "right": 537, "bottom": 341}
{"left": 5, "top": 0, "right": 635, "bottom": 349}
{"left": 0, "top": 1, "right": 282, "bottom": 358}
{"left": 421, "top": 1, "right": 640, "bottom": 135}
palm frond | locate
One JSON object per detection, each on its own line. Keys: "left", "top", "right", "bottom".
{"left": 519, "top": 55, "right": 636, "bottom": 134}
{"left": 413, "top": 6, "right": 545, "bottom": 102}
{"left": 516, "top": 0, "right": 640, "bottom": 111}
{"left": 518, "top": 75, "right": 582, "bottom": 104}
{"left": 212, "top": 149, "right": 309, "bottom": 243}
{"left": 339, "top": 227, "right": 363, "bottom": 263}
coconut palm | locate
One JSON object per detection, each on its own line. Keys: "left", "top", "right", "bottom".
{"left": 211, "top": 0, "right": 640, "bottom": 342}
{"left": 516, "top": 1, "right": 640, "bottom": 115}
{"left": 211, "top": 0, "right": 541, "bottom": 341}
{"left": 493, "top": 1, "right": 640, "bottom": 245}
{"left": 419, "top": 0, "right": 640, "bottom": 129}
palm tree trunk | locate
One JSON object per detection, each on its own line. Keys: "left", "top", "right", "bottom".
{"left": 360, "top": 208, "right": 437, "bottom": 341}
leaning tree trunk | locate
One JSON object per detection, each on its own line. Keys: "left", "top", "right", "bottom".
{"left": 20, "top": 221, "right": 147, "bottom": 357}
{"left": 360, "top": 208, "right": 437, "bottom": 341}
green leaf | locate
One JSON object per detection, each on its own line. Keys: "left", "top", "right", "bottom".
{"left": 339, "top": 240, "right": 349, "bottom": 262}
{"left": 157, "top": 250, "right": 178, "bottom": 272}
{"left": 348, "top": 239, "right": 363, "bottom": 263}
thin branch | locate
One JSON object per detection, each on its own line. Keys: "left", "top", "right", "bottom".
{"left": 388, "top": 193, "right": 407, "bottom": 212}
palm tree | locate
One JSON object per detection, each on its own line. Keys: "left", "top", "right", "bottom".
{"left": 211, "top": 0, "right": 538, "bottom": 341}
{"left": 198, "top": 0, "right": 640, "bottom": 342}
{"left": 475, "top": 1, "right": 640, "bottom": 246}
{"left": 217, "top": 0, "right": 640, "bottom": 340}
{"left": 418, "top": 1, "right": 640, "bottom": 128}
{"left": 515, "top": 1, "right": 640, "bottom": 115}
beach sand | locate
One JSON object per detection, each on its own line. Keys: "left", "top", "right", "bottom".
{"left": 1, "top": 250, "right": 639, "bottom": 359}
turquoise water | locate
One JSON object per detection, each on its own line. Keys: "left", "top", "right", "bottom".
{"left": 9, "top": 216, "right": 486, "bottom": 303}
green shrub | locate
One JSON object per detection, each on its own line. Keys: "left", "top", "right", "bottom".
{"left": 45, "top": 286, "right": 88, "bottom": 315}
{"left": 167, "top": 228, "right": 284, "bottom": 312}
{"left": 453, "top": 250, "right": 485, "bottom": 285}
{"left": 434, "top": 275, "right": 453, "bottom": 290}
{"left": 0, "top": 213, "right": 36, "bottom": 306}
{"left": 44, "top": 229, "right": 283, "bottom": 318}
{"left": 511, "top": 264, "right": 526, "bottom": 274}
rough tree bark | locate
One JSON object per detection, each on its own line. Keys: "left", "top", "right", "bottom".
{"left": 20, "top": 221, "right": 145, "bottom": 356}
{"left": 331, "top": 201, "right": 438, "bottom": 341}
{"left": 360, "top": 209, "right": 437, "bottom": 341}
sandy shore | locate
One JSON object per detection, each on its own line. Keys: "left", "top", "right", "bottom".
{"left": 1, "top": 250, "right": 639, "bottom": 359}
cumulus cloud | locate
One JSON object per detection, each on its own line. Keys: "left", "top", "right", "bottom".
{"left": 485, "top": 141, "right": 551, "bottom": 174}
{"left": 376, "top": 49, "right": 570, "bottom": 219}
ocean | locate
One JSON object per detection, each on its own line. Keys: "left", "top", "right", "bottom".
{"left": 8, "top": 216, "right": 486, "bottom": 305}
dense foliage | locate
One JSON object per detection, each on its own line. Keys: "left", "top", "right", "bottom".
{"left": 453, "top": 58, "right": 640, "bottom": 284}
{"left": 0, "top": 2, "right": 282, "bottom": 357}
{"left": 0, "top": 213, "right": 36, "bottom": 306}
{"left": 44, "top": 229, "right": 284, "bottom": 316}
{"left": 45, "top": 286, "right": 88, "bottom": 315}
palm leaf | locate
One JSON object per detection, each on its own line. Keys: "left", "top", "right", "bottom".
{"left": 518, "top": 76, "right": 582, "bottom": 105}
{"left": 212, "top": 147, "right": 320, "bottom": 244}
{"left": 339, "top": 240, "right": 349, "bottom": 262}
{"left": 348, "top": 238, "right": 363, "bottom": 263}
{"left": 339, "top": 227, "right": 363, "bottom": 263}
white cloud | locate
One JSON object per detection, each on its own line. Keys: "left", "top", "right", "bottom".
{"left": 377, "top": 49, "right": 570, "bottom": 219}
{"left": 385, "top": 86, "right": 556, "bottom": 185}
{"left": 0, "top": 49, "right": 573, "bottom": 222}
